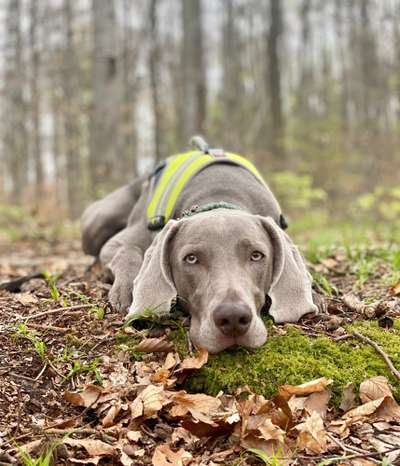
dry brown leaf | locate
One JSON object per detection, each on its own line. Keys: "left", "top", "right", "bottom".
{"left": 257, "top": 418, "right": 285, "bottom": 443}
{"left": 135, "top": 336, "right": 174, "bottom": 353}
{"left": 343, "top": 395, "right": 400, "bottom": 422}
{"left": 178, "top": 347, "right": 208, "bottom": 371}
{"left": 16, "top": 292, "right": 39, "bottom": 306}
{"left": 64, "top": 384, "right": 103, "bottom": 408}
{"left": 152, "top": 444, "right": 193, "bottom": 466}
{"left": 64, "top": 438, "right": 115, "bottom": 457}
{"left": 130, "top": 384, "right": 171, "bottom": 419}
{"left": 170, "top": 391, "right": 221, "bottom": 424}
{"left": 360, "top": 376, "right": 393, "bottom": 404}
{"left": 102, "top": 403, "right": 121, "bottom": 427}
{"left": 164, "top": 352, "right": 180, "bottom": 370}
{"left": 339, "top": 383, "right": 356, "bottom": 412}
{"left": 151, "top": 367, "right": 171, "bottom": 384}
{"left": 171, "top": 427, "right": 199, "bottom": 447}
{"left": 70, "top": 457, "right": 102, "bottom": 465}
{"left": 279, "top": 377, "right": 332, "bottom": 400}
{"left": 295, "top": 411, "right": 328, "bottom": 454}
{"left": 304, "top": 390, "right": 331, "bottom": 419}
{"left": 391, "top": 282, "right": 400, "bottom": 296}
{"left": 127, "top": 430, "right": 142, "bottom": 442}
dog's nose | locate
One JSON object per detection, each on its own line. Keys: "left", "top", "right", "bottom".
{"left": 213, "top": 303, "right": 252, "bottom": 337}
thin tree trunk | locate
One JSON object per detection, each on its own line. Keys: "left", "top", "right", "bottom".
{"left": 267, "top": 0, "right": 285, "bottom": 159}
{"left": 179, "top": 0, "right": 206, "bottom": 145}
{"left": 29, "top": 0, "right": 44, "bottom": 209}
{"left": 90, "top": 0, "right": 120, "bottom": 196}
{"left": 62, "top": 0, "right": 82, "bottom": 219}
{"left": 149, "top": 0, "right": 164, "bottom": 162}
{"left": 120, "top": 0, "right": 138, "bottom": 179}
{"left": 3, "top": 0, "right": 29, "bottom": 205}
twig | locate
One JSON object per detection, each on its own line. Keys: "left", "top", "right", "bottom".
{"left": 327, "top": 433, "right": 380, "bottom": 464}
{"left": 19, "top": 304, "right": 94, "bottom": 321}
{"left": 27, "top": 323, "right": 69, "bottom": 333}
{"left": 34, "top": 362, "right": 48, "bottom": 381}
{"left": 352, "top": 330, "right": 400, "bottom": 381}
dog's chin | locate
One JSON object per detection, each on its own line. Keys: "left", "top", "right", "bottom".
{"left": 190, "top": 325, "right": 268, "bottom": 354}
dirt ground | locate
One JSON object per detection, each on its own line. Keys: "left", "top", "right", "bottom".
{"left": 0, "top": 234, "right": 399, "bottom": 465}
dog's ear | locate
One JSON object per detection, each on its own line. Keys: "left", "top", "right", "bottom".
{"left": 126, "top": 220, "right": 179, "bottom": 320}
{"left": 259, "top": 216, "right": 318, "bottom": 323}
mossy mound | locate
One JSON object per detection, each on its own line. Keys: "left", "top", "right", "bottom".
{"left": 182, "top": 320, "right": 400, "bottom": 406}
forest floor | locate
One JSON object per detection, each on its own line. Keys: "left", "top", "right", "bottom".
{"left": 0, "top": 223, "right": 399, "bottom": 466}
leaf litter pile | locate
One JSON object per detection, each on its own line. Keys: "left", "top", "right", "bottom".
{"left": 1, "top": 236, "right": 400, "bottom": 465}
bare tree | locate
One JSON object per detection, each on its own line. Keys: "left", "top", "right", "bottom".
{"left": 149, "top": 0, "right": 164, "bottom": 162}
{"left": 62, "top": 0, "right": 82, "bottom": 218}
{"left": 267, "top": 0, "right": 285, "bottom": 159}
{"left": 3, "top": 0, "right": 29, "bottom": 204}
{"left": 29, "top": 0, "right": 44, "bottom": 209}
{"left": 90, "top": 0, "right": 121, "bottom": 196}
{"left": 179, "top": 0, "right": 206, "bottom": 144}
{"left": 120, "top": 0, "right": 139, "bottom": 179}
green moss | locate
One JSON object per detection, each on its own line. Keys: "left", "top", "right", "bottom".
{"left": 180, "top": 321, "right": 400, "bottom": 406}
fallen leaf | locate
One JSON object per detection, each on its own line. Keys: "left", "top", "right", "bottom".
{"left": 131, "top": 384, "right": 171, "bottom": 419}
{"left": 170, "top": 391, "right": 221, "bottom": 424}
{"left": 343, "top": 396, "right": 400, "bottom": 422}
{"left": 127, "top": 431, "right": 142, "bottom": 442}
{"left": 70, "top": 457, "right": 102, "bottom": 465}
{"left": 64, "top": 384, "right": 103, "bottom": 408}
{"left": 391, "top": 282, "right": 400, "bottom": 296}
{"left": 64, "top": 438, "right": 115, "bottom": 457}
{"left": 135, "top": 336, "right": 174, "bottom": 353}
{"left": 171, "top": 427, "right": 199, "bottom": 447}
{"left": 152, "top": 444, "right": 192, "bottom": 466}
{"left": 339, "top": 383, "right": 356, "bottom": 412}
{"left": 151, "top": 367, "right": 171, "bottom": 384}
{"left": 360, "top": 376, "right": 393, "bottom": 404}
{"left": 16, "top": 292, "right": 39, "bottom": 306}
{"left": 279, "top": 377, "right": 332, "bottom": 400}
{"left": 296, "top": 411, "right": 327, "bottom": 454}
{"left": 177, "top": 347, "right": 208, "bottom": 371}
{"left": 102, "top": 403, "right": 121, "bottom": 427}
{"left": 304, "top": 390, "right": 330, "bottom": 418}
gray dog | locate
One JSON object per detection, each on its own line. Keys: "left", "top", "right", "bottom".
{"left": 81, "top": 138, "right": 317, "bottom": 353}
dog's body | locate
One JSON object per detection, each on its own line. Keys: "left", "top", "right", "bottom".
{"left": 81, "top": 149, "right": 317, "bottom": 353}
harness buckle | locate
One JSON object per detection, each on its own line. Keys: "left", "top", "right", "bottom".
{"left": 148, "top": 216, "right": 166, "bottom": 231}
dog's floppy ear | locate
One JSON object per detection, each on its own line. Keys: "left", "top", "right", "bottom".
{"left": 126, "top": 220, "right": 179, "bottom": 320}
{"left": 260, "top": 216, "right": 318, "bottom": 323}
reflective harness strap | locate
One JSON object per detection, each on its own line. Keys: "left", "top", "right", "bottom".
{"left": 147, "top": 150, "right": 266, "bottom": 230}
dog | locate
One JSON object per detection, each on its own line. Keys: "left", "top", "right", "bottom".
{"left": 81, "top": 137, "right": 317, "bottom": 353}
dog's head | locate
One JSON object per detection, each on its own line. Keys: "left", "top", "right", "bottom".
{"left": 126, "top": 209, "right": 317, "bottom": 353}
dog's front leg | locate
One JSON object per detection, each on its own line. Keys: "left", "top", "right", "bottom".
{"left": 100, "top": 225, "right": 147, "bottom": 314}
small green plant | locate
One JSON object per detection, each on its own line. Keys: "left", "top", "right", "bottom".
{"left": 15, "top": 323, "right": 47, "bottom": 361}
{"left": 90, "top": 306, "right": 105, "bottom": 320}
{"left": 247, "top": 447, "right": 285, "bottom": 466}
{"left": 17, "top": 439, "right": 60, "bottom": 466}
{"left": 43, "top": 272, "right": 61, "bottom": 302}
{"left": 312, "top": 272, "right": 336, "bottom": 297}
{"left": 63, "top": 358, "right": 103, "bottom": 384}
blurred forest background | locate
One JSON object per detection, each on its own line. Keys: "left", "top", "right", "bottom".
{"left": 0, "top": 0, "right": 399, "bottom": 232}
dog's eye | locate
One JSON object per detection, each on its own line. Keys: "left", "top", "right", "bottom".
{"left": 251, "top": 251, "right": 264, "bottom": 262}
{"left": 184, "top": 254, "right": 198, "bottom": 265}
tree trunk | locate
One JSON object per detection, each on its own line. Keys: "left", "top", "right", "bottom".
{"left": 29, "top": 0, "right": 44, "bottom": 210}
{"left": 149, "top": 0, "right": 164, "bottom": 162}
{"left": 179, "top": 0, "right": 206, "bottom": 145}
{"left": 221, "top": 0, "right": 243, "bottom": 150}
{"left": 120, "top": 0, "right": 138, "bottom": 179}
{"left": 62, "top": 0, "right": 82, "bottom": 219}
{"left": 267, "top": 0, "right": 285, "bottom": 159}
{"left": 90, "top": 0, "right": 120, "bottom": 196}
{"left": 3, "top": 0, "right": 29, "bottom": 205}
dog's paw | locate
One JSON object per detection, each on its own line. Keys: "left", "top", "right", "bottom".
{"left": 109, "top": 279, "right": 133, "bottom": 314}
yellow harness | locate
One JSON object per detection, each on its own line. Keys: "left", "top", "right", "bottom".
{"left": 147, "top": 150, "right": 266, "bottom": 230}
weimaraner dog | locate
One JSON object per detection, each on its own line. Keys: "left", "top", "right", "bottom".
{"left": 81, "top": 139, "right": 317, "bottom": 353}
